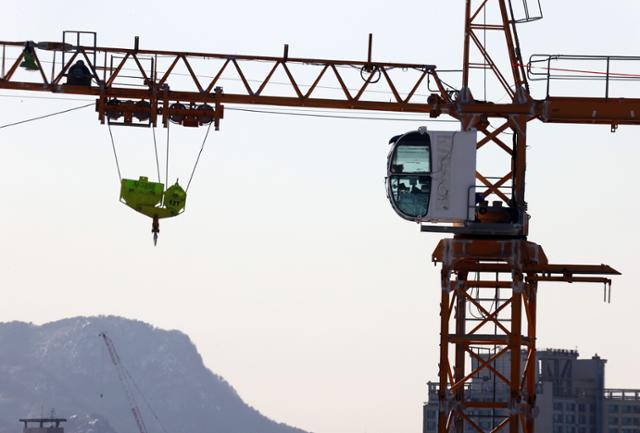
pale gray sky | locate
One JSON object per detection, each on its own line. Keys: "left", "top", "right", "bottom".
{"left": 1, "top": 1, "right": 640, "bottom": 433}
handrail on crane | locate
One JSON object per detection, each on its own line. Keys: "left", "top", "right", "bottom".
{"left": 529, "top": 54, "right": 640, "bottom": 99}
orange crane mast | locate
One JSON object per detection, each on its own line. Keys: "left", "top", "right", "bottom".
{"left": 2, "top": 2, "right": 638, "bottom": 432}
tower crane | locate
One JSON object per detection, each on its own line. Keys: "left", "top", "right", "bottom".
{"left": 2, "top": 1, "right": 639, "bottom": 431}
{"left": 99, "top": 332, "right": 150, "bottom": 433}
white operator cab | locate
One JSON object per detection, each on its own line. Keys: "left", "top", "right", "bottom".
{"left": 386, "top": 127, "right": 479, "bottom": 232}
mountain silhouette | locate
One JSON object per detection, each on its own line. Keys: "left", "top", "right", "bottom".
{"left": 0, "top": 317, "right": 307, "bottom": 433}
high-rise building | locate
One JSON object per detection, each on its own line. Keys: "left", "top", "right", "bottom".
{"left": 603, "top": 389, "right": 640, "bottom": 433}
{"left": 423, "top": 349, "right": 640, "bottom": 433}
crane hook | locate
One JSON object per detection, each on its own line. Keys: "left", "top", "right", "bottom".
{"left": 152, "top": 216, "right": 160, "bottom": 246}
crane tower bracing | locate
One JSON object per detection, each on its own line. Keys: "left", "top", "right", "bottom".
{"left": 0, "top": 1, "right": 636, "bottom": 432}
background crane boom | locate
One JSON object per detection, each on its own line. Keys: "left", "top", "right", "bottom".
{"left": 99, "top": 332, "right": 150, "bottom": 433}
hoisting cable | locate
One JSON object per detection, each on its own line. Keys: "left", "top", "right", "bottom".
{"left": 224, "top": 106, "right": 459, "bottom": 122}
{"left": 186, "top": 121, "right": 213, "bottom": 192}
{"left": 107, "top": 121, "right": 122, "bottom": 182}
{"left": 165, "top": 121, "right": 170, "bottom": 186}
{"left": 151, "top": 126, "right": 161, "bottom": 183}
{"left": 0, "top": 102, "right": 93, "bottom": 129}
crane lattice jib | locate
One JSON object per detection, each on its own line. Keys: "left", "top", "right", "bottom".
{"left": 0, "top": 40, "right": 639, "bottom": 126}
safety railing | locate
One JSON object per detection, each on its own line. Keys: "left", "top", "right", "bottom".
{"left": 509, "top": 0, "right": 543, "bottom": 24}
{"left": 466, "top": 180, "right": 514, "bottom": 221}
{"left": 604, "top": 389, "right": 640, "bottom": 401}
{"left": 528, "top": 54, "right": 640, "bottom": 98}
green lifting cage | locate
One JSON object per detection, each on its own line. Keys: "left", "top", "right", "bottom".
{"left": 119, "top": 176, "right": 186, "bottom": 219}
{"left": 119, "top": 176, "right": 187, "bottom": 245}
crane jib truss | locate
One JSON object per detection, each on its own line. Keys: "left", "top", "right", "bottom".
{"left": 0, "top": 1, "right": 636, "bottom": 431}
{"left": 1, "top": 40, "right": 640, "bottom": 126}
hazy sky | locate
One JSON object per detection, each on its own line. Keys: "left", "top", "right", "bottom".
{"left": 2, "top": 1, "right": 640, "bottom": 433}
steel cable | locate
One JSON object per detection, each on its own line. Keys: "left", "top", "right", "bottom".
{"left": 165, "top": 121, "right": 170, "bottom": 186}
{"left": 0, "top": 102, "right": 93, "bottom": 129}
{"left": 107, "top": 121, "right": 123, "bottom": 182}
{"left": 151, "top": 126, "right": 161, "bottom": 183}
{"left": 224, "top": 106, "right": 459, "bottom": 122}
{"left": 186, "top": 121, "right": 213, "bottom": 192}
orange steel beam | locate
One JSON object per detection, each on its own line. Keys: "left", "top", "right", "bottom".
{"left": 2, "top": 45, "right": 639, "bottom": 126}
{"left": 437, "top": 6, "right": 623, "bottom": 430}
{"left": 540, "top": 96, "right": 640, "bottom": 126}
{"left": 0, "top": 40, "right": 441, "bottom": 115}
{"left": 433, "top": 238, "right": 615, "bottom": 433}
